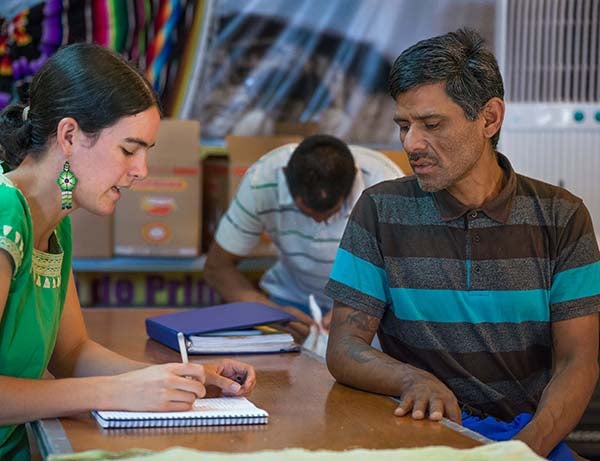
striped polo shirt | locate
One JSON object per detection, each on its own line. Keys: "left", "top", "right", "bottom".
{"left": 215, "top": 143, "right": 402, "bottom": 311}
{"left": 326, "top": 153, "right": 600, "bottom": 421}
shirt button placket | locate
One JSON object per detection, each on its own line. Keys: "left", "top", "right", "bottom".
{"left": 469, "top": 211, "right": 480, "bottom": 284}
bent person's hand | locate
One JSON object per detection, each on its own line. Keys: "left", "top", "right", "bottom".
{"left": 393, "top": 367, "right": 461, "bottom": 423}
{"left": 204, "top": 359, "right": 256, "bottom": 396}
{"left": 321, "top": 309, "right": 333, "bottom": 330}
{"left": 112, "top": 363, "right": 208, "bottom": 412}
{"left": 274, "top": 305, "right": 316, "bottom": 342}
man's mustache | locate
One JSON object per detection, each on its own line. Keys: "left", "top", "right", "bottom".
{"left": 408, "top": 152, "right": 436, "bottom": 162}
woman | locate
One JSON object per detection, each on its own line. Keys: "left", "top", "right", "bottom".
{"left": 0, "top": 43, "right": 256, "bottom": 460}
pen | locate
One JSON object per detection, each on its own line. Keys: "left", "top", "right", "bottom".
{"left": 233, "top": 372, "right": 247, "bottom": 385}
{"left": 177, "top": 332, "right": 189, "bottom": 364}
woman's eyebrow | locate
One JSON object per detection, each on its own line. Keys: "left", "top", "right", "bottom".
{"left": 123, "top": 137, "right": 156, "bottom": 148}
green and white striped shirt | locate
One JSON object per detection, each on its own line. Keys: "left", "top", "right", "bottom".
{"left": 215, "top": 143, "right": 402, "bottom": 311}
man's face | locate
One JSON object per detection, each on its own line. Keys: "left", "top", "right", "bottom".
{"left": 393, "top": 82, "right": 489, "bottom": 193}
{"left": 294, "top": 196, "right": 344, "bottom": 223}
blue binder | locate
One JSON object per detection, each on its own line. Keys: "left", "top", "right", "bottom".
{"left": 145, "top": 302, "right": 297, "bottom": 352}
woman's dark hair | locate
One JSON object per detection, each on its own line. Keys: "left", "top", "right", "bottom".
{"left": 285, "top": 134, "right": 355, "bottom": 213}
{"left": 0, "top": 42, "right": 160, "bottom": 169}
{"left": 389, "top": 28, "right": 504, "bottom": 148}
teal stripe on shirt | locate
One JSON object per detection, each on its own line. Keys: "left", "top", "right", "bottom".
{"left": 330, "top": 248, "right": 390, "bottom": 303}
{"left": 388, "top": 287, "right": 550, "bottom": 323}
{"left": 331, "top": 249, "right": 550, "bottom": 323}
{"left": 268, "top": 228, "right": 340, "bottom": 243}
{"left": 234, "top": 197, "right": 260, "bottom": 222}
{"left": 551, "top": 261, "right": 600, "bottom": 303}
{"left": 250, "top": 182, "right": 277, "bottom": 189}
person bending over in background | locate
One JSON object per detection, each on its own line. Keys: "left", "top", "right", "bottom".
{"left": 205, "top": 134, "right": 402, "bottom": 339}
{"left": 0, "top": 43, "right": 255, "bottom": 461}
{"left": 325, "top": 28, "right": 599, "bottom": 461}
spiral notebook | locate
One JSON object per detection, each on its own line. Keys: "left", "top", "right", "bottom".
{"left": 92, "top": 397, "right": 268, "bottom": 429}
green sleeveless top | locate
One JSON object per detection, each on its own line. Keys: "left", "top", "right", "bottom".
{"left": 0, "top": 172, "right": 72, "bottom": 460}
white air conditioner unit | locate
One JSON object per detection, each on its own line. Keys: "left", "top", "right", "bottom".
{"left": 496, "top": 0, "right": 600, "bottom": 239}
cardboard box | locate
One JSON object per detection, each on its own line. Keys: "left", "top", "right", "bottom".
{"left": 379, "top": 150, "right": 413, "bottom": 175}
{"left": 70, "top": 210, "right": 112, "bottom": 258}
{"left": 225, "top": 135, "right": 301, "bottom": 200}
{"left": 225, "top": 135, "right": 302, "bottom": 257}
{"left": 201, "top": 154, "right": 229, "bottom": 252}
{"left": 273, "top": 121, "right": 319, "bottom": 136}
{"left": 201, "top": 150, "right": 279, "bottom": 257}
{"left": 114, "top": 119, "right": 201, "bottom": 257}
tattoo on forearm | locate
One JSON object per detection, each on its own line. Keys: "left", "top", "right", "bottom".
{"left": 340, "top": 337, "right": 376, "bottom": 364}
{"left": 343, "top": 310, "right": 379, "bottom": 333}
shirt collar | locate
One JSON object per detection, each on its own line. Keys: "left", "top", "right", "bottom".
{"left": 432, "top": 152, "right": 517, "bottom": 224}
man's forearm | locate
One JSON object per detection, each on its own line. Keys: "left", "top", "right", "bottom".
{"left": 515, "top": 360, "right": 599, "bottom": 456}
{"left": 327, "top": 334, "right": 411, "bottom": 396}
{"left": 326, "top": 306, "right": 461, "bottom": 422}
{"left": 205, "top": 263, "right": 273, "bottom": 305}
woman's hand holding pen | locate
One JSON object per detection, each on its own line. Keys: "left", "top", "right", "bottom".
{"left": 203, "top": 359, "right": 257, "bottom": 396}
{"left": 176, "top": 332, "right": 256, "bottom": 396}
{"left": 100, "top": 332, "right": 256, "bottom": 412}
{"left": 106, "top": 360, "right": 254, "bottom": 412}
{"left": 107, "top": 363, "right": 210, "bottom": 412}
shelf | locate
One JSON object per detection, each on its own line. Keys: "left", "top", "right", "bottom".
{"left": 72, "top": 255, "right": 275, "bottom": 273}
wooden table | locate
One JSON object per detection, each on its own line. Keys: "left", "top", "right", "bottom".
{"left": 32, "top": 308, "right": 482, "bottom": 456}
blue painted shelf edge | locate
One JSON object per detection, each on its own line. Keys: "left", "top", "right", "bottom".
{"left": 72, "top": 256, "right": 275, "bottom": 273}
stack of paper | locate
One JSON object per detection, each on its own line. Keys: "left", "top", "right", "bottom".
{"left": 188, "top": 330, "right": 299, "bottom": 354}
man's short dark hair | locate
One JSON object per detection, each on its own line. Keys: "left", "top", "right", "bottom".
{"left": 389, "top": 28, "right": 504, "bottom": 148}
{"left": 286, "top": 134, "right": 355, "bottom": 213}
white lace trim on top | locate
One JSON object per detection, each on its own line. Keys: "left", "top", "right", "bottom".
{"left": 0, "top": 223, "right": 24, "bottom": 275}
{"left": 32, "top": 247, "right": 63, "bottom": 289}
{"left": 0, "top": 236, "right": 22, "bottom": 275}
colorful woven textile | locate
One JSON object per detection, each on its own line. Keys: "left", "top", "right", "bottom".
{"left": 0, "top": 0, "right": 198, "bottom": 113}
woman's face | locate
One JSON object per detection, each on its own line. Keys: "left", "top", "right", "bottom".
{"left": 70, "top": 107, "right": 161, "bottom": 216}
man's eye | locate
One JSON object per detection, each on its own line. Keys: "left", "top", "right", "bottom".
{"left": 398, "top": 125, "right": 409, "bottom": 133}
{"left": 425, "top": 123, "right": 439, "bottom": 130}
{"left": 121, "top": 147, "right": 134, "bottom": 156}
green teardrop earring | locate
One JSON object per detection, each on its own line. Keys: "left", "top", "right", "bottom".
{"left": 57, "top": 161, "right": 77, "bottom": 209}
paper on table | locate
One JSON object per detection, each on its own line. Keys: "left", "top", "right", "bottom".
{"left": 303, "top": 294, "right": 329, "bottom": 358}
{"left": 188, "top": 331, "right": 299, "bottom": 354}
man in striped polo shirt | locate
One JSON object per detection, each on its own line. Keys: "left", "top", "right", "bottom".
{"left": 205, "top": 134, "right": 402, "bottom": 339}
{"left": 325, "top": 29, "right": 599, "bottom": 460}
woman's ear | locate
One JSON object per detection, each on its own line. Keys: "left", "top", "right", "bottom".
{"left": 55, "top": 117, "right": 80, "bottom": 157}
{"left": 481, "top": 97, "right": 505, "bottom": 142}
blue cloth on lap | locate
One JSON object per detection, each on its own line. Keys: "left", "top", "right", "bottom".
{"left": 462, "top": 412, "right": 574, "bottom": 461}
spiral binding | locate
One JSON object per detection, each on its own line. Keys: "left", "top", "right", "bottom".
{"left": 93, "top": 412, "right": 269, "bottom": 429}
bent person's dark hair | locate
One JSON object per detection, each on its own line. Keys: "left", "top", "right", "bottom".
{"left": 0, "top": 42, "right": 160, "bottom": 169}
{"left": 389, "top": 28, "right": 504, "bottom": 148}
{"left": 286, "top": 134, "right": 356, "bottom": 213}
